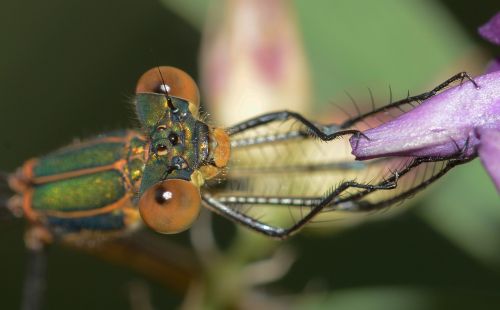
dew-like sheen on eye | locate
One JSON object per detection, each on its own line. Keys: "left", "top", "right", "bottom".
{"left": 138, "top": 179, "right": 201, "bottom": 234}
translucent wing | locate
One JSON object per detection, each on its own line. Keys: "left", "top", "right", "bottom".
{"left": 202, "top": 82, "right": 467, "bottom": 236}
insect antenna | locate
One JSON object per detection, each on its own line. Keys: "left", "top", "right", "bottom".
{"left": 160, "top": 165, "right": 178, "bottom": 181}
{"left": 156, "top": 67, "right": 179, "bottom": 113}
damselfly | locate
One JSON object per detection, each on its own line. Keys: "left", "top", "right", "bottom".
{"left": 4, "top": 66, "right": 393, "bottom": 243}
{"left": 3, "top": 66, "right": 487, "bottom": 309}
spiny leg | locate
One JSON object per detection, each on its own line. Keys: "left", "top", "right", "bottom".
{"left": 202, "top": 179, "right": 397, "bottom": 239}
{"left": 332, "top": 155, "right": 474, "bottom": 213}
{"left": 226, "top": 73, "right": 477, "bottom": 139}
{"left": 216, "top": 139, "right": 471, "bottom": 213}
{"left": 226, "top": 110, "right": 363, "bottom": 140}
{"left": 332, "top": 134, "right": 475, "bottom": 211}
{"left": 210, "top": 155, "right": 472, "bottom": 226}
{"left": 22, "top": 226, "right": 52, "bottom": 310}
{"left": 340, "top": 72, "right": 478, "bottom": 128}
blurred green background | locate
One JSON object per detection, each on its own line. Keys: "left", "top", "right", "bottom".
{"left": 0, "top": 0, "right": 499, "bottom": 309}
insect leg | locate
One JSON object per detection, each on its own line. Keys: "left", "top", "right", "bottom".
{"left": 333, "top": 155, "right": 474, "bottom": 213}
{"left": 340, "top": 72, "right": 478, "bottom": 128}
{"left": 226, "top": 111, "right": 363, "bottom": 140}
{"left": 22, "top": 247, "right": 47, "bottom": 310}
{"left": 202, "top": 179, "right": 396, "bottom": 239}
{"left": 22, "top": 227, "right": 52, "bottom": 310}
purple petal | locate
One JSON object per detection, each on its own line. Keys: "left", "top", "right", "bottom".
{"left": 350, "top": 71, "right": 500, "bottom": 160}
{"left": 477, "top": 128, "right": 500, "bottom": 193}
{"left": 479, "top": 12, "right": 500, "bottom": 45}
{"left": 486, "top": 57, "right": 500, "bottom": 74}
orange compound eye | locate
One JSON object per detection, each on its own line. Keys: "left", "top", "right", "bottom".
{"left": 135, "top": 66, "right": 200, "bottom": 110}
{"left": 138, "top": 179, "right": 201, "bottom": 234}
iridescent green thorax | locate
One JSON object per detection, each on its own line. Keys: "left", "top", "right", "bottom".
{"left": 135, "top": 93, "right": 210, "bottom": 196}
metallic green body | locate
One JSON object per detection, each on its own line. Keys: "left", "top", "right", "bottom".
{"left": 20, "top": 130, "right": 146, "bottom": 236}
{"left": 135, "top": 94, "right": 209, "bottom": 196}
{"left": 10, "top": 94, "right": 214, "bottom": 239}
{"left": 33, "top": 171, "right": 125, "bottom": 212}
